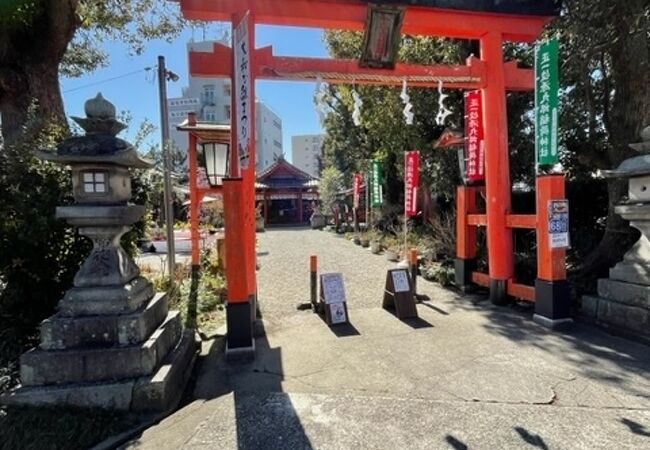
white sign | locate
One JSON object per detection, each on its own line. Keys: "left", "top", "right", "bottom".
{"left": 329, "top": 302, "right": 347, "bottom": 324}
{"left": 548, "top": 199, "right": 570, "bottom": 249}
{"left": 321, "top": 273, "right": 346, "bottom": 304}
{"left": 391, "top": 270, "right": 410, "bottom": 293}
{"left": 234, "top": 12, "right": 252, "bottom": 170}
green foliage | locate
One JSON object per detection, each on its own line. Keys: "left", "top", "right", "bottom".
{"left": 62, "top": 0, "right": 185, "bottom": 77}
{"left": 319, "top": 166, "right": 345, "bottom": 214}
{"left": 0, "top": 123, "right": 91, "bottom": 324}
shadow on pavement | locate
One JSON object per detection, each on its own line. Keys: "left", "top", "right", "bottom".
{"left": 445, "top": 434, "right": 468, "bottom": 449}
{"left": 448, "top": 289, "right": 650, "bottom": 401}
{"left": 620, "top": 418, "right": 650, "bottom": 437}
{"left": 183, "top": 321, "right": 314, "bottom": 450}
{"left": 420, "top": 301, "right": 450, "bottom": 315}
{"left": 514, "top": 426, "right": 549, "bottom": 449}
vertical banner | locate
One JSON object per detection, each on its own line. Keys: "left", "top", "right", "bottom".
{"left": 353, "top": 173, "right": 363, "bottom": 209}
{"left": 234, "top": 12, "right": 252, "bottom": 169}
{"left": 464, "top": 90, "right": 485, "bottom": 182}
{"left": 371, "top": 160, "right": 384, "bottom": 207}
{"left": 535, "top": 37, "right": 560, "bottom": 167}
{"left": 404, "top": 151, "right": 420, "bottom": 217}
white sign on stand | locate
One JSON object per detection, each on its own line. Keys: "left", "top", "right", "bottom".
{"left": 329, "top": 303, "right": 347, "bottom": 324}
{"left": 234, "top": 12, "right": 251, "bottom": 169}
{"left": 321, "top": 273, "right": 346, "bottom": 304}
{"left": 391, "top": 270, "right": 410, "bottom": 293}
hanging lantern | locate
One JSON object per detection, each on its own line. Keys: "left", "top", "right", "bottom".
{"left": 201, "top": 142, "right": 230, "bottom": 187}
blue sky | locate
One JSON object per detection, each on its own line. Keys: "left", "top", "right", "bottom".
{"left": 60, "top": 24, "right": 329, "bottom": 162}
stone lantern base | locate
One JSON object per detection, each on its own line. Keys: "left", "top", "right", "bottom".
{"left": 582, "top": 205, "right": 650, "bottom": 343}
{"left": 1, "top": 282, "right": 199, "bottom": 411}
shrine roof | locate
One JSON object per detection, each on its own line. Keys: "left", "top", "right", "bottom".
{"left": 257, "top": 157, "right": 318, "bottom": 188}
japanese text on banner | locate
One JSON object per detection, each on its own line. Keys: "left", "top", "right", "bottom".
{"left": 535, "top": 37, "right": 560, "bottom": 167}
{"left": 371, "top": 160, "right": 384, "bottom": 207}
{"left": 234, "top": 13, "right": 252, "bottom": 170}
{"left": 464, "top": 90, "right": 485, "bottom": 182}
{"left": 353, "top": 173, "right": 363, "bottom": 209}
{"left": 405, "top": 151, "right": 420, "bottom": 217}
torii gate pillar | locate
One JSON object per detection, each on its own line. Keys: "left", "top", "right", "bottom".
{"left": 481, "top": 31, "right": 514, "bottom": 305}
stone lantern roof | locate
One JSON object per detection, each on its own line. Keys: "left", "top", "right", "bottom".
{"left": 37, "top": 93, "right": 153, "bottom": 169}
{"left": 602, "top": 126, "right": 650, "bottom": 178}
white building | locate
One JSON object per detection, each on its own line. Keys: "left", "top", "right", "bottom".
{"left": 291, "top": 134, "right": 325, "bottom": 177}
{"left": 168, "top": 40, "right": 282, "bottom": 174}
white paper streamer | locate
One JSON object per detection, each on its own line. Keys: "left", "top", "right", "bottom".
{"left": 314, "top": 76, "right": 329, "bottom": 125}
{"left": 352, "top": 89, "right": 363, "bottom": 127}
{"left": 435, "top": 80, "right": 452, "bottom": 126}
{"left": 400, "top": 79, "right": 414, "bottom": 125}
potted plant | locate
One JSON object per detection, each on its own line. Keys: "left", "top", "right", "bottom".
{"left": 360, "top": 233, "right": 370, "bottom": 247}
{"left": 353, "top": 234, "right": 361, "bottom": 245}
{"left": 368, "top": 230, "right": 382, "bottom": 254}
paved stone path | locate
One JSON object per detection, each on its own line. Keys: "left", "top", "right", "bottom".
{"left": 125, "top": 228, "right": 650, "bottom": 450}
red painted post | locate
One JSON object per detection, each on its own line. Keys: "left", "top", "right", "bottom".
{"left": 534, "top": 174, "right": 572, "bottom": 328}
{"left": 188, "top": 122, "right": 201, "bottom": 268}
{"left": 310, "top": 255, "right": 318, "bottom": 312}
{"left": 455, "top": 185, "right": 480, "bottom": 290}
{"left": 480, "top": 32, "right": 513, "bottom": 305}
{"left": 223, "top": 178, "right": 249, "bottom": 303}
{"left": 409, "top": 248, "right": 418, "bottom": 301}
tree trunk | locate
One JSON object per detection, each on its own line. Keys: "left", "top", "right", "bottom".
{"left": 577, "top": 0, "right": 650, "bottom": 285}
{"left": 0, "top": 0, "right": 79, "bottom": 144}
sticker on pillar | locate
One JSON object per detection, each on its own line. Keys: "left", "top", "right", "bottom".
{"left": 234, "top": 12, "right": 252, "bottom": 169}
{"left": 548, "top": 199, "right": 569, "bottom": 248}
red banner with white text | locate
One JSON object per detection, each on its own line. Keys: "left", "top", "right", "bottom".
{"left": 405, "top": 151, "right": 420, "bottom": 217}
{"left": 464, "top": 90, "right": 485, "bottom": 182}
{"left": 353, "top": 173, "right": 363, "bottom": 209}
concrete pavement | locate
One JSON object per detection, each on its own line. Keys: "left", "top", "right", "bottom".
{"left": 123, "top": 229, "right": 650, "bottom": 449}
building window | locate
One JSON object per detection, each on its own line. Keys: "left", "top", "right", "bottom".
{"left": 223, "top": 83, "right": 231, "bottom": 96}
{"left": 204, "top": 111, "right": 216, "bottom": 122}
{"left": 82, "top": 171, "right": 107, "bottom": 194}
{"left": 203, "top": 85, "right": 215, "bottom": 105}
{"left": 272, "top": 119, "right": 281, "bottom": 130}
{"left": 224, "top": 105, "right": 231, "bottom": 120}
{"left": 273, "top": 140, "right": 282, "bottom": 149}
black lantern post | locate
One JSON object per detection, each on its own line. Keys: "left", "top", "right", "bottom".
{"left": 201, "top": 141, "right": 230, "bottom": 187}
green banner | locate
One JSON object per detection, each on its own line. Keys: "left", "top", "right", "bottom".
{"left": 535, "top": 37, "right": 560, "bottom": 167}
{"left": 371, "top": 160, "right": 384, "bottom": 207}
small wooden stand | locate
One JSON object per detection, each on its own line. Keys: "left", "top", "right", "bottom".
{"left": 383, "top": 268, "right": 418, "bottom": 319}
{"left": 319, "top": 273, "right": 350, "bottom": 326}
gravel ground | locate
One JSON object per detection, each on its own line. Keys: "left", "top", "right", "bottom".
{"left": 256, "top": 227, "right": 454, "bottom": 322}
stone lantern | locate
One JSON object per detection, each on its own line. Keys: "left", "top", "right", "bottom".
{"left": 1, "top": 93, "right": 198, "bottom": 411}
{"left": 583, "top": 126, "right": 650, "bottom": 342}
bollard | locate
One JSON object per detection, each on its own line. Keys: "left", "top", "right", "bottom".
{"left": 409, "top": 248, "right": 418, "bottom": 301}
{"left": 310, "top": 255, "right": 318, "bottom": 313}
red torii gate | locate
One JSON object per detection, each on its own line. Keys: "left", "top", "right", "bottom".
{"left": 172, "top": 0, "right": 570, "bottom": 357}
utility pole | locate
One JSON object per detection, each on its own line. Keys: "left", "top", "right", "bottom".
{"left": 157, "top": 55, "right": 177, "bottom": 289}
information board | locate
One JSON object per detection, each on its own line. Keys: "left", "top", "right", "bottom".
{"left": 321, "top": 273, "right": 347, "bottom": 304}
{"left": 548, "top": 199, "right": 569, "bottom": 249}
{"left": 383, "top": 269, "right": 418, "bottom": 319}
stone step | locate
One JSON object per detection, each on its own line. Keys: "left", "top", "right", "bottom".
{"left": 582, "top": 295, "right": 650, "bottom": 340}
{"left": 1, "top": 330, "right": 199, "bottom": 411}
{"left": 40, "top": 293, "right": 168, "bottom": 350}
{"left": 21, "top": 311, "right": 182, "bottom": 387}
{"left": 58, "top": 276, "right": 155, "bottom": 316}
{"left": 597, "top": 279, "right": 650, "bottom": 309}
{"left": 132, "top": 329, "right": 200, "bottom": 412}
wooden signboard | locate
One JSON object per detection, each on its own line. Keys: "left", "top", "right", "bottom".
{"left": 319, "top": 272, "right": 349, "bottom": 326}
{"left": 383, "top": 269, "right": 418, "bottom": 319}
